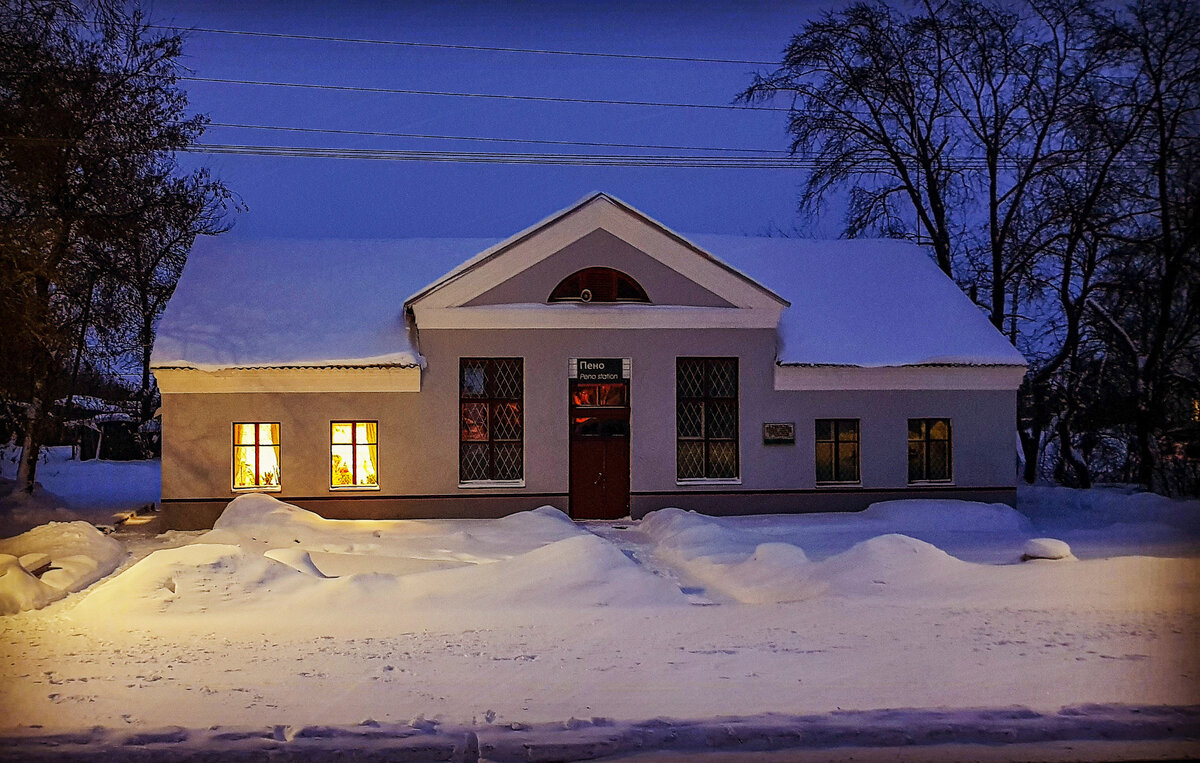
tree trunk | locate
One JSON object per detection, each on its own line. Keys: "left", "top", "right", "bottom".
{"left": 14, "top": 383, "right": 44, "bottom": 495}
{"left": 1056, "top": 414, "right": 1092, "bottom": 489}
{"left": 139, "top": 313, "right": 155, "bottom": 424}
{"left": 1020, "top": 425, "right": 1042, "bottom": 484}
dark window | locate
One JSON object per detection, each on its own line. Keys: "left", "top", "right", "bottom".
{"left": 460, "top": 358, "right": 524, "bottom": 482}
{"left": 908, "top": 418, "right": 952, "bottom": 482}
{"left": 676, "top": 357, "right": 738, "bottom": 480}
{"left": 816, "top": 419, "right": 860, "bottom": 483}
{"left": 549, "top": 268, "right": 650, "bottom": 303}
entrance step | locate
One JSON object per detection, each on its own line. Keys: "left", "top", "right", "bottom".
{"left": 580, "top": 521, "right": 721, "bottom": 606}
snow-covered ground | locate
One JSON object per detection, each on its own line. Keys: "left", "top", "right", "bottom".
{"left": 1, "top": 455, "right": 1198, "bottom": 760}
{"left": 0, "top": 445, "right": 161, "bottom": 536}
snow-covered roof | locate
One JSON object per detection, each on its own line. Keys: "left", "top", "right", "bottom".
{"left": 154, "top": 228, "right": 1023, "bottom": 371}
{"left": 152, "top": 237, "right": 498, "bottom": 371}
{"left": 55, "top": 396, "right": 126, "bottom": 414}
{"left": 690, "top": 235, "right": 1026, "bottom": 367}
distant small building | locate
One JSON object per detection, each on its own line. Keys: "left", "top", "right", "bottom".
{"left": 57, "top": 396, "right": 142, "bottom": 461}
{"left": 152, "top": 193, "right": 1026, "bottom": 529}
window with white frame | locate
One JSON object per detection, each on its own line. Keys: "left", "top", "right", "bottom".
{"left": 459, "top": 358, "right": 524, "bottom": 482}
{"left": 908, "top": 418, "right": 952, "bottom": 482}
{"left": 676, "top": 357, "right": 739, "bottom": 480}
{"left": 331, "top": 421, "right": 378, "bottom": 489}
{"left": 815, "top": 419, "right": 860, "bottom": 484}
{"left": 233, "top": 422, "right": 281, "bottom": 490}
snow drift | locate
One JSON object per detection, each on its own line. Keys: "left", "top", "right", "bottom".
{"left": 640, "top": 508, "right": 984, "bottom": 604}
{"left": 0, "top": 521, "right": 124, "bottom": 614}
{"left": 73, "top": 496, "right": 686, "bottom": 621}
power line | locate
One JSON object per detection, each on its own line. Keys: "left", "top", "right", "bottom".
{"left": 206, "top": 121, "right": 793, "bottom": 155}
{"left": 187, "top": 142, "right": 1017, "bottom": 170}
{"left": 180, "top": 76, "right": 789, "bottom": 113}
{"left": 188, "top": 144, "right": 805, "bottom": 167}
{"left": 149, "top": 24, "right": 778, "bottom": 67}
{"left": 0, "top": 134, "right": 1078, "bottom": 169}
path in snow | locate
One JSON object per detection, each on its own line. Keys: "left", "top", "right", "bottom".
{"left": 581, "top": 521, "right": 723, "bottom": 606}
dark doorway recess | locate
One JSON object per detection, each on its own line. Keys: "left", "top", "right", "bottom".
{"left": 569, "top": 380, "right": 630, "bottom": 520}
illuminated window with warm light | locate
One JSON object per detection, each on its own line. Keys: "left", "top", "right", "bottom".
{"left": 233, "top": 423, "right": 281, "bottom": 490}
{"left": 460, "top": 358, "right": 523, "bottom": 483}
{"left": 331, "top": 421, "right": 378, "bottom": 489}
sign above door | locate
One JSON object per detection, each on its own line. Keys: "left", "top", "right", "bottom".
{"left": 569, "top": 358, "right": 631, "bottom": 382}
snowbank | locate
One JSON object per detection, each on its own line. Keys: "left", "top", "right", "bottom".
{"left": 860, "top": 499, "right": 1033, "bottom": 533}
{"left": 73, "top": 498, "right": 686, "bottom": 622}
{"left": 0, "top": 482, "right": 85, "bottom": 538}
{"left": 811, "top": 533, "right": 969, "bottom": 595}
{"left": 0, "top": 521, "right": 124, "bottom": 614}
{"left": 205, "top": 494, "right": 581, "bottom": 566}
{"left": 1020, "top": 485, "right": 1200, "bottom": 533}
{"left": 640, "top": 508, "right": 979, "bottom": 603}
{"left": 73, "top": 543, "right": 317, "bottom": 618}
{"left": 1021, "top": 537, "right": 1076, "bottom": 561}
{"left": 1, "top": 703, "right": 1195, "bottom": 761}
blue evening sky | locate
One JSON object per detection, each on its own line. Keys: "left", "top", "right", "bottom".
{"left": 150, "top": 0, "right": 839, "bottom": 240}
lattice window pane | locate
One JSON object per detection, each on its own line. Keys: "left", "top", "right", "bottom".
{"left": 677, "top": 401, "right": 704, "bottom": 439}
{"left": 492, "top": 402, "right": 523, "bottom": 441}
{"left": 707, "top": 359, "right": 737, "bottom": 398}
{"left": 677, "top": 441, "right": 705, "bottom": 480}
{"left": 677, "top": 359, "right": 705, "bottom": 399}
{"left": 461, "top": 402, "right": 489, "bottom": 441}
{"left": 707, "top": 441, "right": 738, "bottom": 478}
{"left": 460, "top": 443, "right": 490, "bottom": 482}
{"left": 707, "top": 401, "right": 737, "bottom": 440}
{"left": 461, "top": 361, "right": 486, "bottom": 398}
{"left": 491, "top": 359, "right": 523, "bottom": 399}
{"left": 493, "top": 442, "right": 523, "bottom": 481}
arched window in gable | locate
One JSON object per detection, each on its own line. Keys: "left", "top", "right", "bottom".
{"left": 548, "top": 267, "right": 650, "bottom": 303}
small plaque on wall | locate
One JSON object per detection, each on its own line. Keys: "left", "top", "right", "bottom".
{"left": 762, "top": 422, "right": 795, "bottom": 445}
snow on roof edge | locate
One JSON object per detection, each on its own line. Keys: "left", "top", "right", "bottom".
{"left": 152, "top": 354, "right": 426, "bottom": 372}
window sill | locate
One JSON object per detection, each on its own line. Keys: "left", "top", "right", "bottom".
{"left": 330, "top": 485, "right": 381, "bottom": 492}
{"left": 908, "top": 481, "right": 955, "bottom": 487}
{"left": 459, "top": 480, "right": 526, "bottom": 489}
{"left": 232, "top": 486, "right": 282, "bottom": 493}
{"left": 676, "top": 478, "right": 742, "bottom": 486}
{"left": 815, "top": 481, "right": 862, "bottom": 488}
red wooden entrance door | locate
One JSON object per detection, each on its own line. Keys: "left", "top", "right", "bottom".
{"left": 569, "top": 381, "right": 630, "bottom": 520}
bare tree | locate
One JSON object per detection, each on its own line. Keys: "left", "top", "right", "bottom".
{"left": 740, "top": 1, "right": 967, "bottom": 277}
{"left": 740, "top": 0, "right": 1102, "bottom": 334}
{"left": 0, "top": 1, "right": 231, "bottom": 494}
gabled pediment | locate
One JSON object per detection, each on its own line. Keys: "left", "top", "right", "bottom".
{"left": 406, "top": 193, "right": 786, "bottom": 331}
